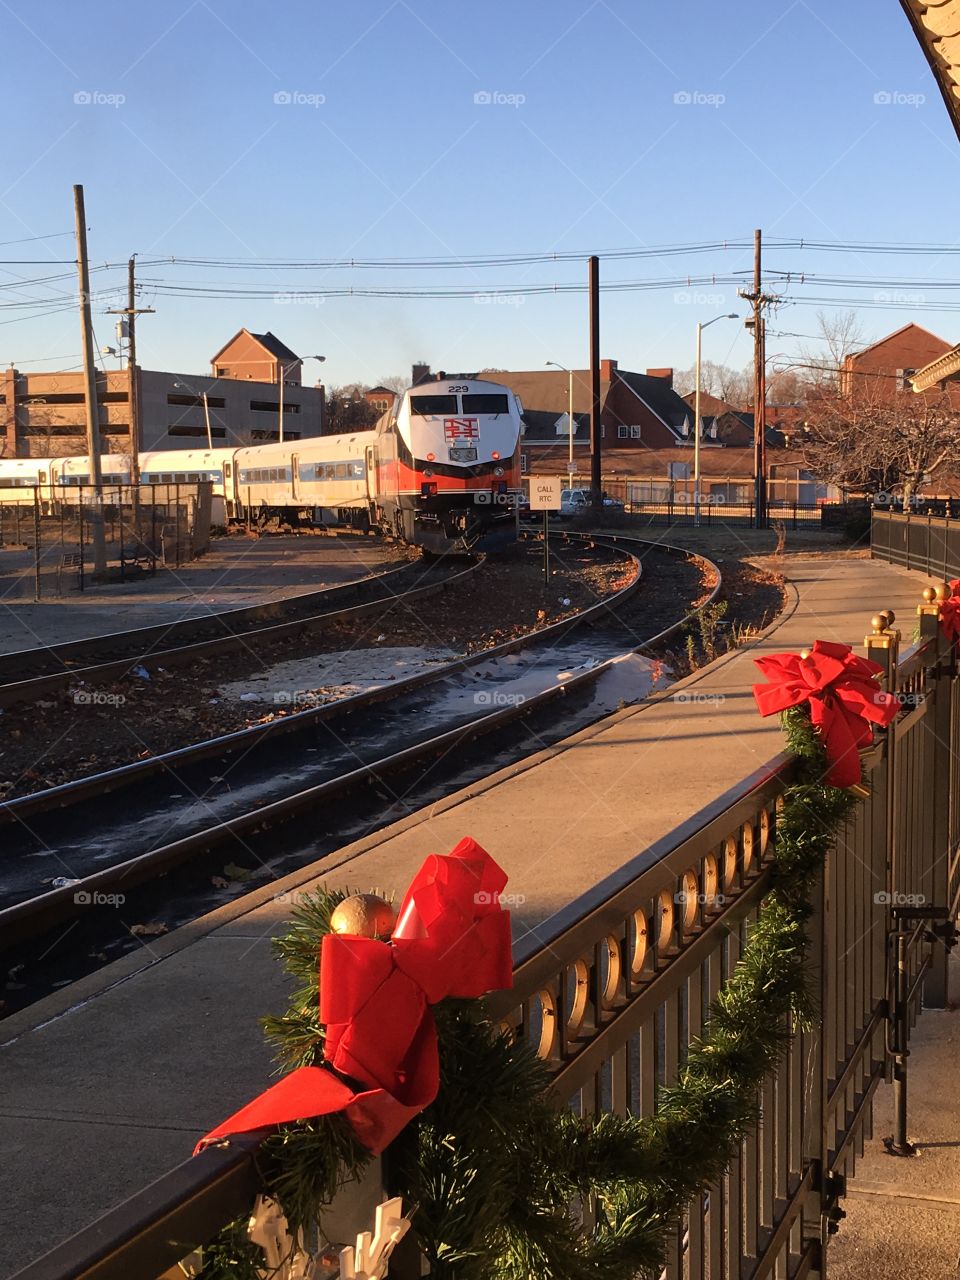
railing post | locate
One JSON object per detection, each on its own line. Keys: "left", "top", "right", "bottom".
{"left": 918, "top": 585, "right": 954, "bottom": 1008}
{"left": 802, "top": 857, "right": 828, "bottom": 1275}
{"left": 865, "top": 610, "right": 900, "bottom": 905}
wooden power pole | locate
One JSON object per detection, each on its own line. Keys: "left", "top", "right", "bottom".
{"left": 738, "top": 229, "right": 774, "bottom": 528}
{"left": 589, "top": 254, "right": 601, "bottom": 511}
{"left": 73, "top": 183, "right": 107, "bottom": 575}
{"left": 107, "top": 255, "right": 153, "bottom": 483}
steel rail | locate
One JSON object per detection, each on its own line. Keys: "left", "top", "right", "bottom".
{"left": 0, "top": 559, "right": 478, "bottom": 709}
{"left": 0, "top": 538, "right": 641, "bottom": 822}
{"left": 0, "top": 549, "right": 415, "bottom": 680}
{"left": 0, "top": 540, "right": 717, "bottom": 954}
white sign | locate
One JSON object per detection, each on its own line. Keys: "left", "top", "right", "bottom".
{"left": 529, "top": 475, "right": 562, "bottom": 510}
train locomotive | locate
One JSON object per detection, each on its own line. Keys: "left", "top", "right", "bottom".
{"left": 0, "top": 378, "right": 524, "bottom": 556}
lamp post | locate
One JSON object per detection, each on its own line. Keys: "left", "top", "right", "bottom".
{"left": 693, "top": 314, "right": 739, "bottom": 527}
{"left": 279, "top": 355, "right": 324, "bottom": 442}
{"left": 173, "top": 379, "right": 214, "bottom": 450}
{"left": 546, "top": 361, "right": 576, "bottom": 476}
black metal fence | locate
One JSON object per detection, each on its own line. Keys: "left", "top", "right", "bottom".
{"left": 872, "top": 508, "right": 960, "bottom": 580}
{"left": 10, "top": 600, "right": 959, "bottom": 1280}
{"left": 0, "top": 483, "right": 213, "bottom": 599}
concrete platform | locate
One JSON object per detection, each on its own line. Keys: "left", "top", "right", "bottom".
{"left": 0, "top": 534, "right": 402, "bottom": 654}
{"left": 829, "top": 950, "right": 960, "bottom": 1279}
{"left": 0, "top": 552, "right": 938, "bottom": 1276}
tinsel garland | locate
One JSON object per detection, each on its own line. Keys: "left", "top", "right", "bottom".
{"left": 200, "top": 707, "right": 856, "bottom": 1279}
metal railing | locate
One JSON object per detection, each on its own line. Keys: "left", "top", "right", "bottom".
{"left": 872, "top": 507, "right": 960, "bottom": 580}
{"left": 11, "top": 600, "right": 959, "bottom": 1280}
{"left": 619, "top": 499, "right": 824, "bottom": 528}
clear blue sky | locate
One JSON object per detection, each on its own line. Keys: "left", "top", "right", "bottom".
{"left": 1, "top": 0, "right": 958, "bottom": 389}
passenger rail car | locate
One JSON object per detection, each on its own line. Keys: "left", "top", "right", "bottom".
{"left": 0, "top": 379, "right": 523, "bottom": 554}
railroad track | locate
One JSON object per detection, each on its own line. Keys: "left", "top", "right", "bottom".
{"left": 0, "top": 555, "right": 474, "bottom": 708}
{"left": 0, "top": 536, "right": 718, "bottom": 1007}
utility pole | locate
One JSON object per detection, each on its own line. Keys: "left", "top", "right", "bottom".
{"left": 74, "top": 183, "right": 107, "bottom": 575}
{"left": 107, "top": 256, "right": 153, "bottom": 483}
{"left": 738, "top": 229, "right": 775, "bottom": 529}
{"left": 589, "top": 255, "right": 601, "bottom": 512}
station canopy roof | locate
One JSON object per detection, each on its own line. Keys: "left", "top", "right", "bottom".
{"left": 900, "top": 3, "right": 960, "bottom": 390}
{"left": 901, "top": 1, "right": 960, "bottom": 140}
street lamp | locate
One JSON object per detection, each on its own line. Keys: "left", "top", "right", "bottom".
{"left": 279, "top": 355, "right": 325, "bottom": 442}
{"left": 173, "top": 379, "right": 214, "bottom": 450}
{"left": 546, "top": 361, "right": 576, "bottom": 475}
{"left": 693, "top": 314, "right": 739, "bottom": 527}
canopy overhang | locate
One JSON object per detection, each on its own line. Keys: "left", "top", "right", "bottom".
{"left": 910, "top": 344, "right": 960, "bottom": 390}
{"left": 900, "top": 1, "right": 960, "bottom": 139}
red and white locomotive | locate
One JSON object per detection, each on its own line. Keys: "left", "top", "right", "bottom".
{"left": 370, "top": 376, "right": 523, "bottom": 553}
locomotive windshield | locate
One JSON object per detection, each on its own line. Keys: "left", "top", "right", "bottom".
{"left": 461, "top": 394, "right": 509, "bottom": 415}
{"left": 410, "top": 394, "right": 458, "bottom": 415}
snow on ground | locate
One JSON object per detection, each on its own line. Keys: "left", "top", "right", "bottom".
{"left": 217, "top": 645, "right": 458, "bottom": 706}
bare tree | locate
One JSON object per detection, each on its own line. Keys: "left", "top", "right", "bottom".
{"left": 673, "top": 361, "right": 753, "bottom": 405}
{"left": 801, "top": 382, "right": 960, "bottom": 502}
{"left": 798, "top": 310, "right": 866, "bottom": 392}
{"left": 375, "top": 375, "right": 409, "bottom": 395}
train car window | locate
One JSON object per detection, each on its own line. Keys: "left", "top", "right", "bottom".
{"left": 410, "top": 395, "right": 458, "bottom": 415}
{"left": 224, "top": 463, "right": 232, "bottom": 478}
{"left": 461, "top": 394, "right": 510, "bottom": 415}
{"left": 335, "top": 463, "right": 348, "bottom": 479}
{"left": 324, "top": 464, "right": 336, "bottom": 480}
{"left": 39, "top": 471, "right": 47, "bottom": 482}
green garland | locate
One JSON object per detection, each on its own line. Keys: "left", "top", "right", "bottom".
{"left": 200, "top": 706, "right": 856, "bottom": 1279}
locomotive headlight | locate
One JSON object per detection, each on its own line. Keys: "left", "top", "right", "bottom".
{"left": 426, "top": 452, "right": 436, "bottom": 462}
{"left": 491, "top": 451, "right": 501, "bottom": 460}
{"left": 493, "top": 466, "right": 504, "bottom": 477}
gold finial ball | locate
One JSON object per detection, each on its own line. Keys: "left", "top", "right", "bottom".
{"left": 329, "top": 893, "right": 396, "bottom": 940}
{"left": 923, "top": 586, "right": 937, "bottom": 604}
{"left": 871, "top": 615, "right": 886, "bottom": 634}
{"left": 936, "top": 582, "right": 951, "bottom": 603}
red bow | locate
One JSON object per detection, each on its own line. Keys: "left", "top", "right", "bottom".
{"left": 752, "top": 640, "right": 898, "bottom": 788}
{"left": 939, "top": 580, "right": 960, "bottom": 643}
{"left": 197, "top": 837, "right": 513, "bottom": 1156}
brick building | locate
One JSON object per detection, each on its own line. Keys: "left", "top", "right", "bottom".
{"left": 840, "top": 323, "right": 955, "bottom": 401}
{"left": 2, "top": 331, "right": 325, "bottom": 458}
